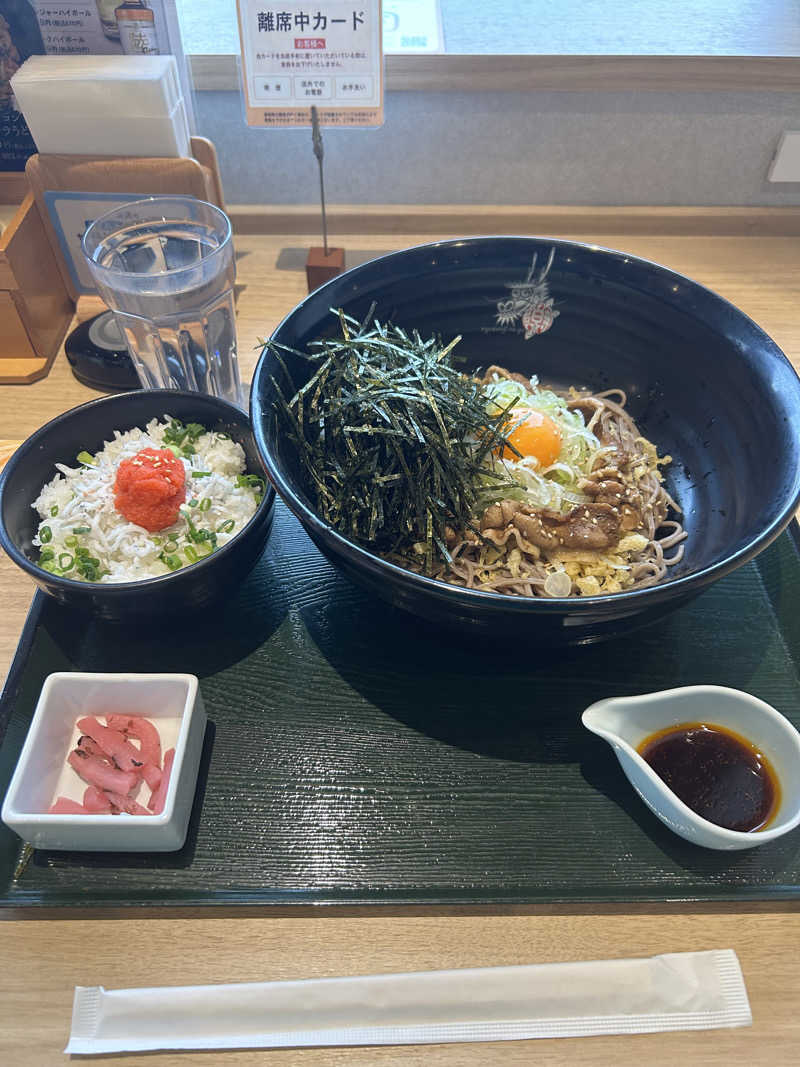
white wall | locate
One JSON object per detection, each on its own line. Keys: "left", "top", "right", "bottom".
{"left": 196, "top": 88, "right": 800, "bottom": 206}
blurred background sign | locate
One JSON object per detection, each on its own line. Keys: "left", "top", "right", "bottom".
{"left": 382, "top": 0, "right": 442, "bottom": 53}
{"left": 0, "top": 1, "right": 43, "bottom": 171}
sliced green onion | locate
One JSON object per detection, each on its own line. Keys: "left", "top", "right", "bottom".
{"left": 236, "top": 474, "right": 265, "bottom": 493}
{"left": 40, "top": 561, "right": 59, "bottom": 574}
{"left": 187, "top": 526, "right": 217, "bottom": 547}
{"left": 58, "top": 553, "right": 74, "bottom": 570}
{"left": 49, "top": 505, "right": 59, "bottom": 517}
{"left": 39, "top": 548, "right": 55, "bottom": 562}
{"left": 188, "top": 499, "right": 198, "bottom": 508}
{"left": 160, "top": 552, "right": 182, "bottom": 571}
{"left": 163, "top": 539, "right": 178, "bottom": 553}
{"left": 75, "top": 553, "right": 100, "bottom": 580}
{"left": 72, "top": 526, "right": 90, "bottom": 535}
{"left": 75, "top": 546, "right": 90, "bottom": 558}
{"left": 39, "top": 525, "right": 52, "bottom": 543}
{"left": 199, "top": 497, "right": 211, "bottom": 512}
{"left": 217, "top": 519, "right": 235, "bottom": 534}
{"left": 76, "top": 451, "right": 94, "bottom": 465}
{"left": 215, "top": 432, "right": 230, "bottom": 441}
{"left": 151, "top": 535, "right": 163, "bottom": 546}
{"left": 163, "top": 419, "right": 187, "bottom": 446}
{"left": 184, "top": 545, "right": 199, "bottom": 563}
{"left": 64, "top": 535, "right": 78, "bottom": 548}
{"left": 191, "top": 471, "right": 211, "bottom": 478}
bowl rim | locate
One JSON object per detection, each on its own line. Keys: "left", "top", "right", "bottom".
{"left": 251, "top": 234, "right": 800, "bottom": 612}
{"left": 0, "top": 388, "right": 275, "bottom": 595}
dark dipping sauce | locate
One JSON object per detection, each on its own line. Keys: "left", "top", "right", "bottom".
{"left": 637, "top": 722, "right": 780, "bottom": 832}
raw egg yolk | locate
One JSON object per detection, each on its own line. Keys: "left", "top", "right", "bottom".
{"left": 114, "top": 447, "right": 186, "bottom": 532}
{"left": 501, "top": 408, "right": 562, "bottom": 467}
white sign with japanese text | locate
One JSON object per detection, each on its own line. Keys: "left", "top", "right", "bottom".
{"left": 236, "top": 1, "right": 383, "bottom": 126}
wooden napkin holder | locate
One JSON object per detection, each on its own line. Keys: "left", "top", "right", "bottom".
{"left": 0, "top": 138, "right": 225, "bottom": 384}
{"left": 26, "top": 136, "right": 226, "bottom": 308}
{"left": 0, "top": 190, "right": 73, "bottom": 385}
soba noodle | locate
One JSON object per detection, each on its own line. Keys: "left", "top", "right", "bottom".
{"left": 393, "top": 374, "right": 687, "bottom": 598}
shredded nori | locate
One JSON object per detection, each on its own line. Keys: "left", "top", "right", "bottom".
{"left": 269, "top": 307, "right": 517, "bottom": 571}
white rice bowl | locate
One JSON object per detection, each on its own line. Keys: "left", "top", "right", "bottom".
{"left": 31, "top": 417, "right": 262, "bottom": 583}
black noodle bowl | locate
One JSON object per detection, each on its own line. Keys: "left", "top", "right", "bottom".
{"left": 251, "top": 236, "right": 800, "bottom": 643}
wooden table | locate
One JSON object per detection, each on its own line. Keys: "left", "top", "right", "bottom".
{"left": 1, "top": 228, "right": 800, "bottom": 1066}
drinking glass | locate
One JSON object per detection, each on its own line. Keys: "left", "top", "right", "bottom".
{"left": 82, "top": 196, "right": 243, "bottom": 407}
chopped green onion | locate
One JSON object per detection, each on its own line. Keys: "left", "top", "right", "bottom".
{"left": 163, "top": 539, "right": 178, "bottom": 553}
{"left": 236, "top": 474, "right": 265, "bottom": 493}
{"left": 181, "top": 445, "right": 195, "bottom": 458}
{"left": 165, "top": 444, "right": 182, "bottom": 459}
{"left": 76, "top": 451, "right": 94, "bottom": 465}
{"left": 188, "top": 499, "right": 198, "bottom": 508}
{"left": 49, "top": 505, "right": 59, "bottom": 517}
{"left": 215, "top": 432, "right": 230, "bottom": 441}
{"left": 64, "top": 535, "right": 78, "bottom": 547}
{"left": 75, "top": 551, "right": 101, "bottom": 580}
{"left": 185, "top": 423, "right": 205, "bottom": 441}
{"left": 151, "top": 535, "right": 163, "bottom": 546}
{"left": 75, "top": 546, "right": 90, "bottom": 558}
{"left": 39, "top": 525, "right": 52, "bottom": 543}
{"left": 163, "top": 419, "right": 187, "bottom": 446}
{"left": 217, "top": 519, "right": 235, "bottom": 534}
{"left": 160, "top": 552, "right": 182, "bottom": 571}
{"left": 184, "top": 545, "right": 199, "bottom": 563}
{"left": 199, "top": 497, "right": 211, "bottom": 512}
{"left": 72, "top": 526, "right": 90, "bottom": 535}
{"left": 191, "top": 471, "right": 211, "bottom": 478}
{"left": 40, "top": 561, "right": 59, "bottom": 574}
{"left": 58, "top": 553, "right": 74, "bottom": 570}
{"left": 39, "top": 548, "right": 55, "bottom": 562}
{"left": 184, "top": 510, "right": 218, "bottom": 549}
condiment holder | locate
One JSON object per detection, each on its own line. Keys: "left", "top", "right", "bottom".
{"left": 582, "top": 686, "right": 800, "bottom": 850}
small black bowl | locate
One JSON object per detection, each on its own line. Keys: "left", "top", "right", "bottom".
{"left": 0, "top": 390, "right": 275, "bottom": 622}
{"left": 251, "top": 236, "right": 800, "bottom": 644}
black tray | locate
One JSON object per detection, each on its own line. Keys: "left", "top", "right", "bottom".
{"left": 2, "top": 501, "right": 800, "bottom": 910}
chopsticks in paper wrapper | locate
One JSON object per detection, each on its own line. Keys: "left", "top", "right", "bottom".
{"left": 66, "top": 949, "right": 751, "bottom": 1054}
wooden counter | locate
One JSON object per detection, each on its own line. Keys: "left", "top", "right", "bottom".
{"left": 1, "top": 227, "right": 800, "bottom": 1066}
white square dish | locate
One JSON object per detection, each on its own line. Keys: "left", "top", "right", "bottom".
{"left": 1, "top": 673, "right": 206, "bottom": 851}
